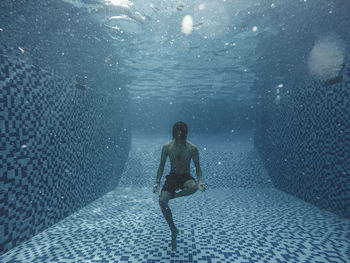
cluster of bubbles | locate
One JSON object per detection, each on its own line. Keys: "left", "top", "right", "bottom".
{"left": 307, "top": 33, "right": 346, "bottom": 81}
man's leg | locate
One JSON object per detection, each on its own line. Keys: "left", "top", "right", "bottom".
{"left": 172, "top": 179, "right": 197, "bottom": 199}
{"left": 159, "top": 190, "right": 178, "bottom": 250}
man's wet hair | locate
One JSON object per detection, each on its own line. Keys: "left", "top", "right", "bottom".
{"left": 172, "top": 121, "right": 188, "bottom": 140}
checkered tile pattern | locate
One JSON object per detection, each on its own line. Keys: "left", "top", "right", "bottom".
{"left": 0, "top": 54, "right": 131, "bottom": 255}
{"left": 2, "top": 132, "right": 350, "bottom": 262}
{"left": 1, "top": 187, "right": 349, "bottom": 263}
{"left": 254, "top": 64, "right": 350, "bottom": 219}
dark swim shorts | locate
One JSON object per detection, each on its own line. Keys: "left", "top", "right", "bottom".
{"left": 161, "top": 173, "right": 196, "bottom": 197}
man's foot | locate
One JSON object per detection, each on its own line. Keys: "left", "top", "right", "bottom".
{"left": 171, "top": 228, "right": 178, "bottom": 251}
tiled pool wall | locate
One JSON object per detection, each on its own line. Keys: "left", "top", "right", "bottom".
{"left": 0, "top": 54, "right": 131, "bottom": 255}
{"left": 254, "top": 64, "right": 350, "bottom": 219}
{"left": 252, "top": 0, "right": 350, "bottom": 220}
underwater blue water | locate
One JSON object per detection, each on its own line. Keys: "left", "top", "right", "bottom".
{"left": 1, "top": 0, "right": 350, "bottom": 261}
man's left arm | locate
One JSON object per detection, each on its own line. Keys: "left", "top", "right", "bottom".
{"left": 192, "top": 147, "right": 206, "bottom": 191}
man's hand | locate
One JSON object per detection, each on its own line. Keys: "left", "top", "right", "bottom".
{"left": 198, "top": 182, "right": 206, "bottom": 192}
{"left": 153, "top": 183, "right": 160, "bottom": 194}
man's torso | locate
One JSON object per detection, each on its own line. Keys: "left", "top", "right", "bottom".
{"left": 166, "top": 140, "right": 195, "bottom": 174}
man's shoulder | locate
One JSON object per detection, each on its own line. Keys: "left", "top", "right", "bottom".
{"left": 186, "top": 141, "right": 198, "bottom": 151}
{"left": 163, "top": 141, "right": 173, "bottom": 149}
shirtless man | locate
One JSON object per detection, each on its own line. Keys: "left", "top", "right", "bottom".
{"left": 153, "top": 121, "right": 206, "bottom": 251}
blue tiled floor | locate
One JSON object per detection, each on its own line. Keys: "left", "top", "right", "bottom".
{"left": 2, "top": 133, "right": 350, "bottom": 262}
{"left": 1, "top": 187, "right": 350, "bottom": 262}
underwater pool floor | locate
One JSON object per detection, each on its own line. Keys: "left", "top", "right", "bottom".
{"left": 1, "top": 186, "right": 350, "bottom": 263}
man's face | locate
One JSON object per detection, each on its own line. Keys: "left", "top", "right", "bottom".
{"left": 175, "top": 129, "right": 182, "bottom": 138}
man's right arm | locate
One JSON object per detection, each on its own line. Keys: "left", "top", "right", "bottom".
{"left": 155, "top": 145, "right": 167, "bottom": 184}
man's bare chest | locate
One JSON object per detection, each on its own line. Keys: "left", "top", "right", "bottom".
{"left": 168, "top": 147, "right": 192, "bottom": 162}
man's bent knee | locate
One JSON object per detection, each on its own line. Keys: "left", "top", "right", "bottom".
{"left": 190, "top": 185, "right": 198, "bottom": 194}
{"left": 185, "top": 180, "right": 198, "bottom": 193}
